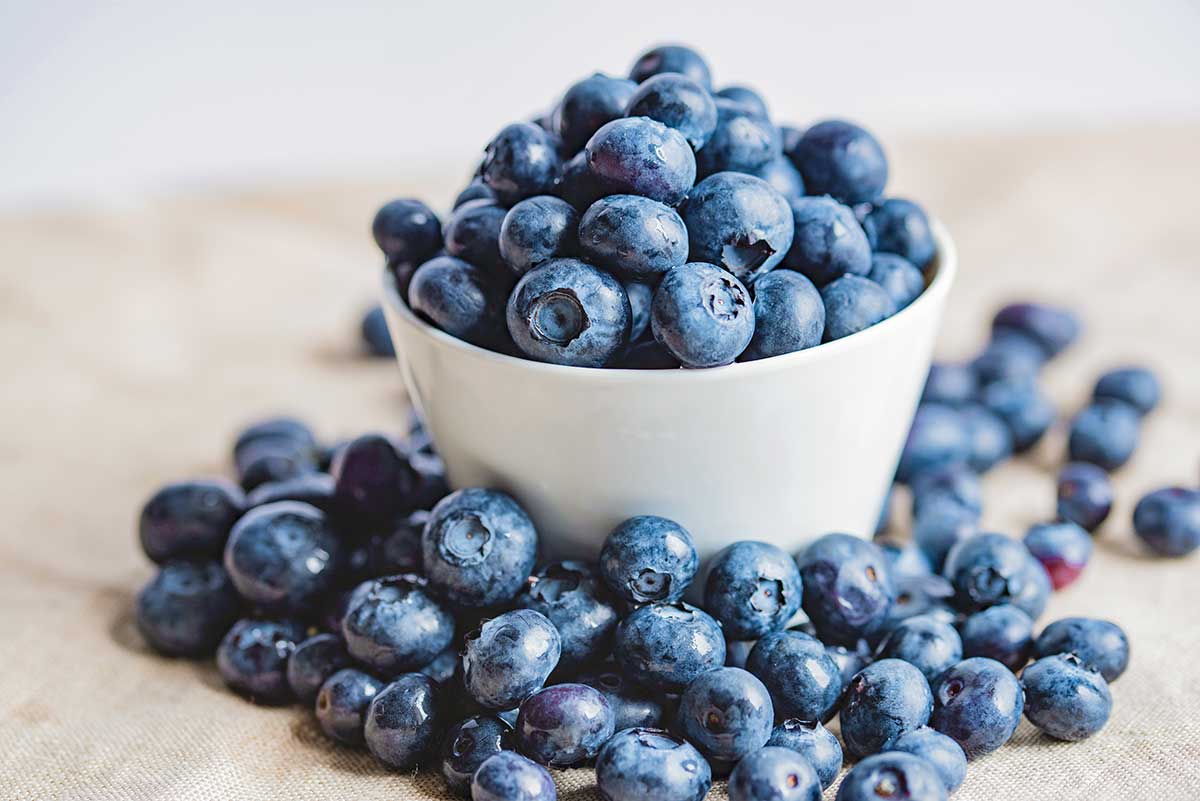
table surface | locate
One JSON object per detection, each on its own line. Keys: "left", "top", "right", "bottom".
{"left": 2, "top": 125, "right": 1199, "bottom": 801}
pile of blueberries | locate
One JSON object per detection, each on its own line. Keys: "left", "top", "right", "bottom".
{"left": 369, "top": 43, "right": 938, "bottom": 369}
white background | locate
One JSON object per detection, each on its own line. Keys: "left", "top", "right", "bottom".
{"left": 3, "top": 0, "right": 1199, "bottom": 208}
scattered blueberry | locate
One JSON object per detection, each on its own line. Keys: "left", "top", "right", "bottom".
{"left": 911, "top": 464, "right": 983, "bottom": 519}
{"left": 959, "top": 605, "right": 1034, "bottom": 672}
{"left": 876, "top": 574, "right": 956, "bottom": 638}
{"left": 796, "top": 533, "right": 894, "bottom": 646}
{"left": 235, "top": 435, "right": 317, "bottom": 492}
{"left": 959, "top": 403, "right": 1015, "bottom": 472}
{"left": 580, "top": 670, "right": 664, "bottom": 730}
{"left": 865, "top": 197, "right": 936, "bottom": 271}
{"left": 980, "top": 379, "right": 1055, "bottom": 453}
{"left": 1056, "top": 462, "right": 1114, "bottom": 533}
{"left": 287, "top": 633, "right": 353, "bottom": 704}
{"left": 766, "top": 719, "right": 842, "bottom": 790}
{"left": 599, "top": 515, "right": 698, "bottom": 604}
{"left": 727, "top": 745, "right": 822, "bottom": 801}
{"left": 216, "top": 618, "right": 306, "bottom": 705}
{"left": 472, "top": 751, "right": 558, "bottom": 801}
{"left": 579, "top": 194, "right": 689, "bottom": 281}
{"left": 498, "top": 196, "right": 580, "bottom": 276}
{"left": 454, "top": 178, "right": 497, "bottom": 209}
{"left": 746, "top": 630, "right": 842, "bottom": 723}
{"left": 971, "top": 329, "right": 1045, "bottom": 386}
{"left": 585, "top": 117, "right": 697, "bottom": 206}
{"left": 139, "top": 480, "right": 246, "bottom": 564}
{"left": 887, "top": 726, "right": 966, "bottom": 793}
{"left": 991, "top": 302, "right": 1081, "bottom": 360}
{"left": 1133, "top": 486, "right": 1200, "bottom": 557}
{"left": 630, "top": 44, "right": 713, "bottom": 89}
{"left": 517, "top": 561, "right": 619, "bottom": 672}
{"left": 332, "top": 433, "right": 416, "bottom": 527}
{"left": 360, "top": 305, "right": 395, "bottom": 357}
{"left": 739, "top": 268, "right": 824, "bottom": 361}
{"left": 482, "top": 122, "right": 562, "bottom": 205}
{"left": 246, "top": 472, "right": 339, "bottom": 516}
{"left": 1023, "top": 521, "right": 1093, "bottom": 589}
{"left": 515, "top": 682, "right": 615, "bottom": 766}
{"left": 921, "top": 363, "right": 977, "bottom": 406}
{"left": 408, "top": 254, "right": 506, "bottom": 348}
{"left": 790, "top": 119, "right": 888, "bottom": 205}
{"left": 364, "top": 673, "right": 442, "bottom": 769}
{"left": 696, "top": 100, "right": 781, "bottom": 177}
{"left": 1067, "top": 400, "right": 1141, "bottom": 471}
{"left": 704, "top": 540, "right": 803, "bottom": 639}
{"left": 1011, "top": 551, "right": 1052, "bottom": 621}
{"left": 1093, "top": 366, "right": 1161, "bottom": 416}
{"left": 315, "top": 667, "right": 384, "bottom": 746}
{"left": 834, "top": 751, "right": 946, "bottom": 801}
{"left": 675, "top": 666, "right": 774, "bottom": 762}
{"left": 624, "top": 72, "right": 718, "bottom": 150}
{"left": 825, "top": 643, "right": 871, "bottom": 694}
{"left": 782, "top": 196, "right": 872, "bottom": 286}
{"left": 463, "top": 609, "right": 561, "bottom": 710}
{"left": 1033, "top": 617, "right": 1129, "bottom": 682}
{"left": 838, "top": 658, "right": 933, "bottom": 758}
{"left": 942, "top": 532, "right": 1035, "bottom": 614}
{"left": 820, "top": 275, "right": 895, "bottom": 341}
{"left": 877, "top": 538, "right": 934, "bottom": 582}
{"left": 557, "top": 73, "right": 638, "bottom": 154}
{"left": 594, "top": 728, "right": 712, "bottom": 801}
{"left": 913, "top": 499, "right": 980, "bottom": 573}
{"left": 867, "top": 253, "right": 924, "bottom": 311}
{"left": 135, "top": 559, "right": 239, "bottom": 657}
{"left": 366, "top": 509, "right": 428, "bottom": 576}
{"left": 680, "top": 171, "right": 794, "bottom": 284}
{"left": 440, "top": 715, "right": 514, "bottom": 798}
{"left": 650, "top": 262, "right": 755, "bottom": 368}
{"left": 1021, "top": 654, "right": 1112, "bottom": 741}
{"left": 874, "top": 614, "right": 963, "bottom": 683}
{"left": 614, "top": 601, "right": 725, "bottom": 692}
{"left": 372, "top": 198, "right": 442, "bottom": 265}
{"left": 341, "top": 574, "right": 455, "bottom": 675}
{"left": 929, "top": 657, "right": 1023, "bottom": 759}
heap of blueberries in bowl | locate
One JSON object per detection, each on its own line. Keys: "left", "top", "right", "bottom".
{"left": 372, "top": 43, "right": 938, "bottom": 369}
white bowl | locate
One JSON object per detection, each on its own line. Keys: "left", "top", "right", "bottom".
{"left": 382, "top": 222, "right": 956, "bottom": 562}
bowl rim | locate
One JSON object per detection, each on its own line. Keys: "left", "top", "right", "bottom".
{"left": 382, "top": 218, "right": 956, "bottom": 384}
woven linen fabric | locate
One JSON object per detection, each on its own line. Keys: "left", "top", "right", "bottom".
{"left": 1, "top": 126, "right": 1199, "bottom": 801}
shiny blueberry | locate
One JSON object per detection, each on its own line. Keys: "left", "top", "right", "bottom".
{"left": 942, "top": 532, "right": 1032, "bottom": 614}
{"left": 517, "top": 561, "right": 619, "bottom": 672}
{"left": 676, "top": 667, "right": 774, "bottom": 762}
{"left": 586, "top": 117, "right": 697, "bottom": 206}
{"left": 696, "top": 100, "right": 781, "bottom": 177}
{"left": 443, "top": 200, "right": 510, "bottom": 282}
{"left": 875, "top": 614, "right": 962, "bottom": 683}
{"left": 751, "top": 155, "right": 807, "bottom": 205}
{"left": 1068, "top": 400, "right": 1142, "bottom": 472}
{"left": 867, "top": 253, "right": 924, "bottom": 311}
{"left": 629, "top": 44, "right": 713, "bottom": 89}
{"left": 624, "top": 280, "right": 653, "bottom": 341}
{"left": 223, "top": 501, "right": 340, "bottom": 614}
{"left": 515, "top": 683, "right": 615, "bottom": 766}
{"left": 579, "top": 194, "right": 689, "bottom": 281}
{"left": 1056, "top": 462, "right": 1113, "bottom": 533}
{"left": 371, "top": 198, "right": 442, "bottom": 265}
{"left": 600, "top": 515, "right": 698, "bottom": 604}
{"left": 423, "top": 488, "right": 539, "bottom": 607}
{"left": 420, "top": 644, "right": 461, "bottom": 685}
{"left": 1033, "top": 617, "right": 1129, "bottom": 682}
{"left": 739, "top": 268, "right": 824, "bottom": 361}
{"left": 980, "top": 379, "right": 1055, "bottom": 453}
{"left": 246, "top": 472, "right": 338, "bottom": 516}
{"left": 215, "top": 618, "right": 305, "bottom": 704}
{"left": 959, "top": 403, "right": 1015, "bottom": 473}
{"left": 557, "top": 73, "right": 639, "bottom": 154}
{"left": 556, "top": 150, "right": 608, "bottom": 212}
{"left": 782, "top": 196, "right": 871, "bottom": 286}
{"left": 959, "top": 605, "right": 1034, "bottom": 672}
{"left": 910, "top": 464, "right": 983, "bottom": 519}
{"left": 624, "top": 72, "right": 718, "bottom": 151}
{"left": 482, "top": 122, "right": 562, "bottom": 205}
{"left": 704, "top": 541, "right": 804, "bottom": 639}
{"left": 440, "top": 715, "right": 514, "bottom": 798}
{"left": 887, "top": 727, "right": 966, "bottom": 793}
{"left": 796, "top": 533, "right": 894, "bottom": 646}
{"left": 341, "top": 574, "right": 454, "bottom": 675}
{"left": 865, "top": 197, "right": 936, "bottom": 271}
{"left": 136, "top": 559, "right": 239, "bottom": 657}
{"left": 580, "top": 670, "right": 664, "bottom": 731}
{"left": 766, "top": 719, "right": 842, "bottom": 790}
{"left": 651, "top": 262, "right": 755, "bottom": 368}
{"left": 464, "top": 609, "right": 561, "bottom": 710}
{"left": 138, "top": 479, "right": 246, "bottom": 563}
{"left": 287, "top": 633, "right": 353, "bottom": 704}
{"left": 454, "top": 178, "right": 497, "bottom": 209}
{"left": 1023, "top": 521, "right": 1093, "bottom": 589}
{"left": 821, "top": 275, "right": 895, "bottom": 341}
{"left": 332, "top": 433, "right": 416, "bottom": 527}
{"left": 834, "top": 751, "right": 946, "bottom": 801}
{"left": 746, "top": 630, "right": 841, "bottom": 723}
{"left": 408, "top": 255, "right": 506, "bottom": 348}
{"left": 1022, "top": 654, "right": 1112, "bottom": 741}
{"left": 680, "top": 171, "right": 794, "bottom": 284}
{"left": 235, "top": 437, "right": 314, "bottom": 493}
{"left": 929, "top": 657, "right": 1023, "bottom": 759}
{"left": 594, "top": 728, "right": 711, "bottom": 801}
{"left": 364, "top": 673, "right": 442, "bottom": 769}
{"left": 839, "top": 658, "right": 932, "bottom": 758}
{"left": 1093, "top": 366, "right": 1161, "bottom": 416}
{"left": 472, "top": 751, "right": 557, "bottom": 801}
{"left": 1133, "top": 486, "right": 1200, "bottom": 557}
{"left": 614, "top": 601, "right": 725, "bottom": 692}
{"left": 991, "top": 302, "right": 1081, "bottom": 360}
{"left": 498, "top": 196, "right": 579, "bottom": 276}
{"left": 921, "top": 363, "right": 977, "bottom": 406}
{"left": 727, "top": 746, "right": 821, "bottom": 801}
{"left": 315, "top": 667, "right": 383, "bottom": 746}
{"left": 790, "top": 120, "right": 888, "bottom": 205}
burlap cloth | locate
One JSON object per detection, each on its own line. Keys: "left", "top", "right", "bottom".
{"left": 2, "top": 126, "right": 1198, "bottom": 801}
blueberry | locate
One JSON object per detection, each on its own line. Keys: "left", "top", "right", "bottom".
{"left": 1022, "top": 654, "right": 1112, "bottom": 741}
{"left": 586, "top": 117, "right": 697, "bottom": 206}
{"left": 1023, "top": 521, "right": 1092, "bottom": 589}
{"left": 751, "top": 155, "right": 807, "bottom": 205}
{"left": 215, "top": 618, "right": 305, "bottom": 704}
{"left": 371, "top": 198, "right": 442, "bottom": 265}
{"left": 366, "top": 509, "right": 428, "bottom": 576}
{"left": 980, "top": 379, "right": 1055, "bottom": 453}
{"left": 515, "top": 683, "right": 615, "bottom": 766}
{"left": 443, "top": 200, "right": 511, "bottom": 282}
{"left": 420, "top": 644, "right": 461, "bottom": 685}
{"left": 517, "top": 561, "right": 619, "bottom": 672}
{"left": 135, "top": 559, "right": 239, "bottom": 657}
{"left": 556, "top": 150, "right": 609, "bottom": 212}
{"left": 727, "top": 746, "right": 820, "bottom": 801}
{"left": 886, "top": 727, "right": 966, "bottom": 793}
{"left": 1134, "top": 486, "right": 1200, "bottom": 557}
{"left": 1012, "top": 551, "right": 1051, "bottom": 621}
{"left": 580, "top": 671, "right": 664, "bottom": 730}
{"left": 820, "top": 275, "right": 895, "bottom": 341}
{"left": 834, "top": 751, "right": 946, "bottom": 801}
{"left": 1068, "top": 400, "right": 1141, "bottom": 472}
{"left": 315, "top": 667, "right": 384, "bottom": 746}
{"left": 876, "top": 538, "right": 933, "bottom": 582}
{"left": 676, "top": 667, "right": 774, "bottom": 762}
{"left": 910, "top": 464, "right": 983, "bottom": 519}
{"left": 464, "top": 609, "right": 561, "bottom": 710}
{"left": 959, "top": 605, "right": 1034, "bottom": 672}
{"left": 650, "top": 262, "right": 755, "bottom": 368}
{"left": 595, "top": 728, "right": 711, "bottom": 801}
{"left": 616, "top": 339, "right": 681, "bottom": 369}
{"left": 838, "top": 658, "right": 932, "bottom": 758}
{"left": 766, "top": 719, "right": 842, "bottom": 790}
{"left": 796, "top": 533, "right": 894, "bottom": 646}
{"left": 726, "top": 638, "right": 757, "bottom": 669}
{"left": 482, "top": 122, "right": 562, "bottom": 205}
{"left": 579, "top": 194, "right": 689, "bottom": 281}
{"left": 971, "top": 330, "right": 1045, "bottom": 386}
{"left": 1032, "top": 617, "right": 1129, "bottom": 682}
{"left": 599, "top": 515, "right": 699, "bottom": 604}
{"left": 614, "top": 602, "right": 725, "bottom": 692}
{"left": 874, "top": 614, "right": 962, "bottom": 683}
{"left": 287, "top": 633, "right": 353, "bottom": 704}
{"left": 246, "top": 472, "right": 338, "bottom": 516}
{"left": 866, "top": 253, "right": 924, "bottom": 310}
{"left": 1056, "top": 462, "right": 1113, "bottom": 532}
{"left": 498, "top": 196, "right": 579, "bottom": 276}
{"left": 696, "top": 100, "right": 781, "bottom": 177}
{"left": 865, "top": 198, "right": 936, "bottom": 271}
{"left": 342, "top": 574, "right": 455, "bottom": 675}
{"left": 790, "top": 120, "right": 888, "bottom": 205}
{"left": 233, "top": 416, "right": 317, "bottom": 459}
{"left": 746, "top": 630, "right": 841, "bottom": 723}
{"left": 625, "top": 72, "right": 718, "bottom": 150}
{"left": 680, "top": 171, "right": 794, "bottom": 284}
{"left": 364, "top": 673, "right": 442, "bottom": 769}
{"left": 876, "top": 575, "right": 956, "bottom": 639}
{"left": 630, "top": 44, "right": 713, "bottom": 90}
{"left": 942, "top": 532, "right": 1036, "bottom": 614}
{"left": 740, "top": 270, "right": 824, "bottom": 361}
{"left": 921, "top": 363, "right": 978, "bottom": 406}
{"left": 929, "top": 657, "right": 1023, "bottom": 758}
{"left": 782, "top": 196, "right": 871, "bottom": 286}
{"left": 704, "top": 541, "right": 804, "bottom": 639}
{"left": 624, "top": 280, "right": 653, "bottom": 341}
{"left": 223, "top": 501, "right": 340, "bottom": 614}
{"left": 139, "top": 479, "right": 246, "bottom": 563}
{"left": 455, "top": 178, "right": 497, "bottom": 209}
{"left": 959, "top": 403, "right": 1015, "bottom": 473}
{"left": 235, "top": 437, "right": 318, "bottom": 492}
{"left": 557, "top": 73, "right": 639, "bottom": 154}
{"left": 991, "top": 302, "right": 1081, "bottom": 360}
{"left": 825, "top": 643, "right": 871, "bottom": 693}
{"left": 440, "top": 715, "right": 514, "bottom": 798}
{"left": 332, "top": 433, "right": 416, "bottom": 527}
{"left": 913, "top": 499, "right": 979, "bottom": 572}
{"left": 423, "top": 488, "right": 539, "bottom": 607}
{"left": 471, "top": 750, "right": 557, "bottom": 801}
{"left": 1093, "top": 366, "right": 1161, "bottom": 416}
{"left": 358, "top": 303, "right": 395, "bottom": 358}
{"left": 507, "top": 258, "right": 631, "bottom": 367}
{"left": 408, "top": 255, "right": 506, "bottom": 348}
